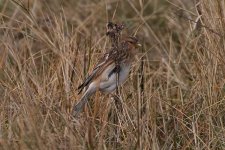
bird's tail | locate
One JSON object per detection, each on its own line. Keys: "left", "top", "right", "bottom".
{"left": 72, "top": 85, "right": 95, "bottom": 117}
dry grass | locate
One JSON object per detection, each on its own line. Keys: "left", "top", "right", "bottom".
{"left": 1, "top": 0, "right": 225, "bottom": 149}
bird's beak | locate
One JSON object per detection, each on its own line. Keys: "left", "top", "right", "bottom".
{"left": 136, "top": 43, "right": 142, "bottom": 47}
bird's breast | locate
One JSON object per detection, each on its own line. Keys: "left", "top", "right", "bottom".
{"left": 99, "top": 63, "right": 131, "bottom": 93}
{"left": 118, "top": 63, "right": 131, "bottom": 83}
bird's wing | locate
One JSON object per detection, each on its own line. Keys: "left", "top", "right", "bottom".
{"left": 77, "top": 49, "right": 116, "bottom": 94}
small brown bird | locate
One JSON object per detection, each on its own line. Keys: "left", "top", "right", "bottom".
{"left": 73, "top": 36, "right": 141, "bottom": 116}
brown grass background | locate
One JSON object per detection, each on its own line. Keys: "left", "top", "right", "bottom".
{"left": 1, "top": 0, "right": 225, "bottom": 149}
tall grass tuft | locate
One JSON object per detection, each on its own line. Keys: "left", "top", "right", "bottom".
{"left": 0, "top": 0, "right": 225, "bottom": 149}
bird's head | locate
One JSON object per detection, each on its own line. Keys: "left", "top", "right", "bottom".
{"left": 124, "top": 36, "right": 141, "bottom": 49}
{"left": 121, "top": 36, "right": 141, "bottom": 56}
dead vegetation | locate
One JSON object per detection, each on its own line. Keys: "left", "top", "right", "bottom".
{"left": 1, "top": 0, "right": 225, "bottom": 149}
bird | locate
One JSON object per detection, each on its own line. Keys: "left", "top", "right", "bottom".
{"left": 72, "top": 36, "right": 141, "bottom": 116}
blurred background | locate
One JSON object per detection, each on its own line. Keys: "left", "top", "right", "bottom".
{"left": 1, "top": 0, "right": 225, "bottom": 149}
